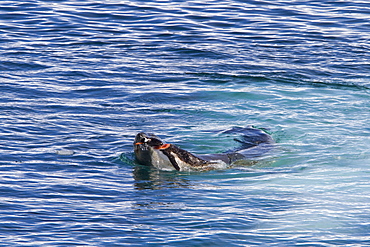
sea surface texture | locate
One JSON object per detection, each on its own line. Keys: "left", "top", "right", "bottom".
{"left": 1, "top": 0, "right": 370, "bottom": 246}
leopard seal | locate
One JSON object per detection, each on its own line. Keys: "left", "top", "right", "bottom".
{"left": 134, "top": 126, "right": 274, "bottom": 172}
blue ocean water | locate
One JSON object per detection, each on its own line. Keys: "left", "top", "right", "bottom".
{"left": 1, "top": 0, "right": 370, "bottom": 245}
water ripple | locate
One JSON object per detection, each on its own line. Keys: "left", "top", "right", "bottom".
{"left": 1, "top": 0, "right": 370, "bottom": 246}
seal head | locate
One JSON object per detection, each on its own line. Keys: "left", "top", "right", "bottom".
{"left": 134, "top": 132, "right": 172, "bottom": 170}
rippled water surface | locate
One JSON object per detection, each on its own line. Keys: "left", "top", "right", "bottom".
{"left": 1, "top": 0, "right": 370, "bottom": 246}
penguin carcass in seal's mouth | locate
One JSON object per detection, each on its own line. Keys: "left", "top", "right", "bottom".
{"left": 134, "top": 132, "right": 213, "bottom": 171}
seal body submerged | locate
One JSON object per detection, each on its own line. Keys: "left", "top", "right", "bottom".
{"left": 134, "top": 127, "right": 274, "bottom": 171}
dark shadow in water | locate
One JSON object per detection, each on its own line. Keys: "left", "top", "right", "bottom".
{"left": 120, "top": 152, "right": 194, "bottom": 190}
{"left": 132, "top": 165, "right": 194, "bottom": 190}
